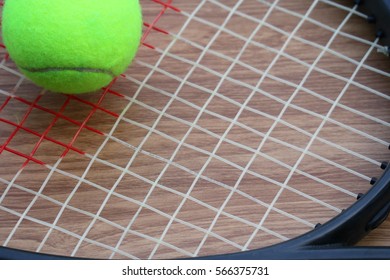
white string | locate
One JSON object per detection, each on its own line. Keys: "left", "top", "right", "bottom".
{"left": 0, "top": 0, "right": 389, "bottom": 259}
{"left": 147, "top": 0, "right": 283, "bottom": 258}
{"left": 197, "top": 0, "right": 325, "bottom": 254}
{"left": 246, "top": 3, "right": 378, "bottom": 250}
{"left": 211, "top": 0, "right": 390, "bottom": 77}
{"left": 124, "top": 72, "right": 385, "bottom": 167}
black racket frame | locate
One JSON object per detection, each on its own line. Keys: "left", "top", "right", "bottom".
{"left": 0, "top": 0, "right": 389, "bottom": 260}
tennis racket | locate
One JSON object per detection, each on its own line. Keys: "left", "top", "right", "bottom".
{"left": 0, "top": 0, "right": 389, "bottom": 260}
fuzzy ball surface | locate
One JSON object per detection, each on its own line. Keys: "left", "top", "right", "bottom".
{"left": 2, "top": 0, "right": 142, "bottom": 94}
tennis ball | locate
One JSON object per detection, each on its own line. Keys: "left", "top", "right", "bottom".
{"left": 2, "top": 0, "right": 142, "bottom": 94}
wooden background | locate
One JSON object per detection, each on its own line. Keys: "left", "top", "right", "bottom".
{"left": 0, "top": 0, "right": 389, "bottom": 259}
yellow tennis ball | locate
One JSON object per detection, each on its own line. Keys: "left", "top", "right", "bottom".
{"left": 2, "top": 0, "right": 142, "bottom": 94}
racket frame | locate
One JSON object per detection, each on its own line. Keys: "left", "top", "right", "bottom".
{"left": 0, "top": 164, "right": 389, "bottom": 260}
{"left": 0, "top": 0, "right": 389, "bottom": 260}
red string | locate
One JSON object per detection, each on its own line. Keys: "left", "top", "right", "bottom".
{"left": 142, "top": 0, "right": 180, "bottom": 49}
{"left": 0, "top": 0, "right": 180, "bottom": 169}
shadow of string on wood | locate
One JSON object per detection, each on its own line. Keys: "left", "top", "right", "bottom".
{"left": 0, "top": 0, "right": 389, "bottom": 259}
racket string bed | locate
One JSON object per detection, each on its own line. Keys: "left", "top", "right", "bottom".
{"left": 0, "top": 0, "right": 389, "bottom": 259}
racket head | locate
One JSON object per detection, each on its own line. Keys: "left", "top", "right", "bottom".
{"left": 1, "top": 164, "right": 390, "bottom": 260}
{"left": 198, "top": 162, "right": 390, "bottom": 259}
{"left": 0, "top": 0, "right": 389, "bottom": 259}
{"left": 358, "top": 0, "right": 390, "bottom": 50}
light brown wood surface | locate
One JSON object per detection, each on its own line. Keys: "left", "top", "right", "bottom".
{"left": 0, "top": 0, "right": 389, "bottom": 259}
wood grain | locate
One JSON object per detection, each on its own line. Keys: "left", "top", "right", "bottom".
{"left": 0, "top": 0, "right": 389, "bottom": 259}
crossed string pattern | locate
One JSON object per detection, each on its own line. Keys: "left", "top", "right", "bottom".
{"left": 0, "top": 0, "right": 176, "bottom": 168}
{"left": 0, "top": 0, "right": 389, "bottom": 259}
